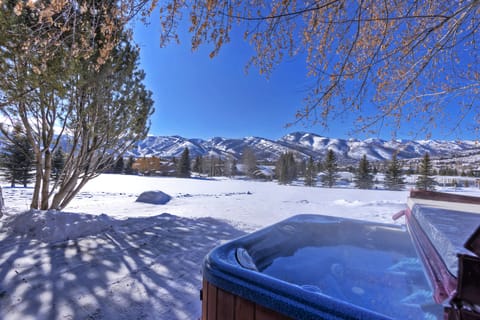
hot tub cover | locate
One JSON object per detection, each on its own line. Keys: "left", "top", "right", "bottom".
{"left": 409, "top": 203, "right": 480, "bottom": 276}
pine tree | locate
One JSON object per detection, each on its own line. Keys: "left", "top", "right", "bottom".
{"left": 286, "top": 152, "right": 297, "bottom": 182}
{"left": 321, "top": 149, "right": 339, "bottom": 188}
{"left": 276, "top": 152, "right": 297, "bottom": 184}
{"left": 51, "top": 147, "right": 66, "bottom": 183}
{"left": 317, "top": 160, "right": 324, "bottom": 173}
{"left": 113, "top": 156, "right": 124, "bottom": 174}
{"left": 298, "top": 159, "right": 306, "bottom": 177}
{"left": 354, "top": 155, "right": 374, "bottom": 189}
{"left": 0, "top": 124, "right": 35, "bottom": 187}
{"left": 0, "top": 22, "right": 154, "bottom": 210}
{"left": 124, "top": 156, "right": 135, "bottom": 175}
{"left": 384, "top": 153, "right": 405, "bottom": 191}
{"left": 304, "top": 156, "right": 317, "bottom": 186}
{"left": 416, "top": 153, "right": 436, "bottom": 191}
{"left": 177, "top": 148, "right": 191, "bottom": 178}
{"left": 193, "top": 156, "right": 203, "bottom": 173}
{"left": 230, "top": 158, "right": 238, "bottom": 176}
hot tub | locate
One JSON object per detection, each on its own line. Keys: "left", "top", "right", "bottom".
{"left": 202, "top": 214, "right": 444, "bottom": 319}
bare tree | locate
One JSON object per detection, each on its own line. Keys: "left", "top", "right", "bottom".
{"left": 6, "top": 1, "right": 475, "bottom": 138}
{"left": 242, "top": 147, "right": 257, "bottom": 178}
{"left": 151, "top": 0, "right": 479, "bottom": 137}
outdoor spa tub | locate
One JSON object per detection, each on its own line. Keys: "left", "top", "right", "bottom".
{"left": 201, "top": 214, "right": 445, "bottom": 320}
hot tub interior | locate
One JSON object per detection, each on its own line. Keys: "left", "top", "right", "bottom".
{"left": 262, "top": 245, "right": 437, "bottom": 318}
{"left": 247, "top": 217, "right": 442, "bottom": 319}
{"left": 203, "top": 215, "right": 444, "bottom": 319}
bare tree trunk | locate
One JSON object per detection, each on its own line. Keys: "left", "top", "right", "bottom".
{"left": 17, "top": 101, "right": 42, "bottom": 210}
{"left": 50, "top": 171, "right": 78, "bottom": 210}
{"left": 0, "top": 186, "right": 4, "bottom": 218}
{"left": 58, "top": 177, "right": 89, "bottom": 210}
{"left": 31, "top": 149, "right": 43, "bottom": 209}
{"left": 40, "top": 150, "right": 52, "bottom": 210}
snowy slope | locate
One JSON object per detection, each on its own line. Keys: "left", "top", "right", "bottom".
{"left": 126, "top": 132, "right": 479, "bottom": 163}
{"left": 1, "top": 175, "right": 480, "bottom": 319}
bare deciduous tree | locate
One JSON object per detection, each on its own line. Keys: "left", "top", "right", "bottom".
{"left": 6, "top": 1, "right": 476, "bottom": 137}
{"left": 152, "top": 0, "right": 479, "bottom": 137}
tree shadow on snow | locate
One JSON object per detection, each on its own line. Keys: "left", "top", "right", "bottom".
{"left": 0, "top": 213, "right": 246, "bottom": 320}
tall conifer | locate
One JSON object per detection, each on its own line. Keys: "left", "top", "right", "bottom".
{"left": 321, "top": 149, "right": 339, "bottom": 188}
{"left": 0, "top": 124, "right": 35, "bottom": 187}
{"left": 177, "top": 148, "right": 191, "bottom": 178}
{"left": 384, "top": 153, "right": 405, "bottom": 190}
{"left": 51, "top": 147, "right": 66, "bottom": 182}
{"left": 354, "top": 155, "right": 374, "bottom": 189}
{"left": 276, "top": 152, "right": 297, "bottom": 184}
{"left": 416, "top": 153, "right": 436, "bottom": 191}
{"left": 304, "top": 156, "right": 317, "bottom": 186}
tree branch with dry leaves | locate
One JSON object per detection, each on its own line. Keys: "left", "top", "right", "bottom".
{"left": 150, "top": 0, "right": 480, "bottom": 138}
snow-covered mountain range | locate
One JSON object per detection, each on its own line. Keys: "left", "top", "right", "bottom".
{"left": 126, "top": 132, "right": 480, "bottom": 163}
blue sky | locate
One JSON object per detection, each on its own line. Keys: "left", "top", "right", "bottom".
{"left": 132, "top": 16, "right": 477, "bottom": 141}
{"left": 133, "top": 18, "right": 315, "bottom": 141}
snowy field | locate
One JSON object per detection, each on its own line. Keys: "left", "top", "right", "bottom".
{"left": 0, "top": 174, "right": 479, "bottom": 319}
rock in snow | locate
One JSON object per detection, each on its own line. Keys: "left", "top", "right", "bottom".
{"left": 136, "top": 190, "right": 172, "bottom": 205}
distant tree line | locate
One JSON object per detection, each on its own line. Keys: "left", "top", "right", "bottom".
{"left": 24, "top": 144, "right": 456, "bottom": 194}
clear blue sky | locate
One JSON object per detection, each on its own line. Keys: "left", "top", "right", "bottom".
{"left": 132, "top": 16, "right": 477, "bottom": 141}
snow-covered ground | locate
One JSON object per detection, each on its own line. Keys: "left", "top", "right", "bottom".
{"left": 0, "top": 174, "right": 479, "bottom": 319}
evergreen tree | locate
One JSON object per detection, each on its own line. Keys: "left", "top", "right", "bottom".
{"left": 113, "top": 156, "right": 124, "bottom": 174}
{"left": 0, "top": 20, "right": 154, "bottom": 210}
{"left": 193, "top": 156, "right": 203, "bottom": 173}
{"left": 321, "top": 149, "right": 339, "bottom": 188}
{"left": 51, "top": 147, "right": 66, "bottom": 183}
{"left": 298, "top": 159, "right": 306, "bottom": 177}
{"left": 416, "top": 153, "right": 436, "bottom": 191}
{"left": 286, "top": 152, "right": 297, "bottom": 182}
{"left": 304, "top": 156, "right": 317, "bottom": 186}
{"left": 384, "top": 153, "right": 405, "bottom": 191}
{"left": 317, "top": 160, "right": 324, "bottom": 173}
{"left": 124, "top": 156, "right": 135, "bottom": 175}
{"left": 232, "top": 159, "right": 238, "bottom": 176}
{"left": 177, "top": 148, "right": 191, "bottom": 178}
{"left": 0, "top": 124, "right": 35, "bottom": 187}
{"left": 276, "top": 152, "right": 297, "bottom": 184}
{"left": 354, "top": 155, "right": 374, "bottom": 189}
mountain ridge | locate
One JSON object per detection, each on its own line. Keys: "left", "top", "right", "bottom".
{"left": 126, "top": 132, "right": 480, "bottom": 163}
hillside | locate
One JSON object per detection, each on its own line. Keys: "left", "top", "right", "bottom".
{"left": 126, "top": 132, "right": 479, "bottom": 163}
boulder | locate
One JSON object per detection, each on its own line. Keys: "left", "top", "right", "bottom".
{"left": 136, "top": 191, "right": 172, "bottom": 205}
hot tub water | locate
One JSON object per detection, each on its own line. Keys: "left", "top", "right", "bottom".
{"left": 263, "top": 245, "right": 441, "bottom": 319}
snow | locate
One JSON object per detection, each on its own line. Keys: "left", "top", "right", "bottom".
{"left": 1, "top": 174, "right": 479, "bottom": 319}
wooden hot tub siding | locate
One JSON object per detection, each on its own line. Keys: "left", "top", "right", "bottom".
{"left": 202, "top": 280, "right": 292, "bottom": 320}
